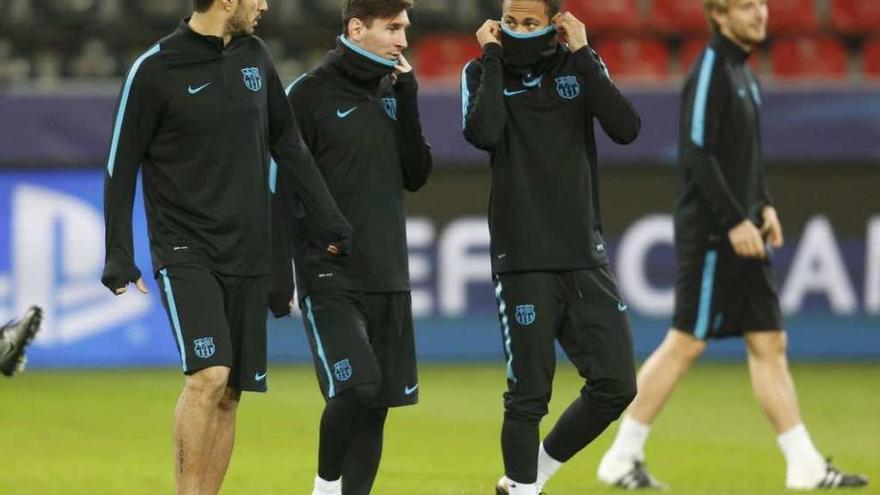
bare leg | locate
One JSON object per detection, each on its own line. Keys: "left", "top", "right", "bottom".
{"left": 174, "top": 366, "right": 231, "bottom": 495}
{"left": 201, "top": 387, "right": 241, "bottom": 495}
{"left": 629, "top": 329, "right": 707, "bottom": 424}
{"left": 598, "top": 329, "right": 706, "bottom": 484}
{"left": 744, "top": 331, "right": 801, "bottom": 433}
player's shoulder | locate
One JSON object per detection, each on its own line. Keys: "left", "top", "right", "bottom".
{"left": 286, "top": 70, "right": 321, "bottom": 97}
{"left": 684, "top": 44, "right": 731, "bottom": 87}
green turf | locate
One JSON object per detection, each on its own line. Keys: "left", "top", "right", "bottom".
{"left": 1, "top": 363, "right": 877, "bottom": 494}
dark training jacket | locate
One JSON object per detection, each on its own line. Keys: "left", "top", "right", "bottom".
{"left": 676, "top": 33, "right": 772, "bottom": 244}
{"left": 462, "top": 42, "right": 641, "bottom": 274}
{"left": 272, "top": 37, "right": 432, "bottom": 302}
{"left": 103, "top": 20, "right": 350, "bottom": 289}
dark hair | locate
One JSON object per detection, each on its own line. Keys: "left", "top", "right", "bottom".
{"left": 500, "top": 0, "right": 562, "bottom": 18}
{"left": 192, "top": 0, "right": 215, "bottom": 13}
{"left": 342, "top": 0, "right": 414, "bottom": 34}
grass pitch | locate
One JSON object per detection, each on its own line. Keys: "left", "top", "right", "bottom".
{"left": 1, "top": 363, "right": 877, "bottom": 494}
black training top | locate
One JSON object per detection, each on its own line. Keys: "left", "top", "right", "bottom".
{"left": 275, "top": 37, "right": 432, "bottom": 296}
{"left": 102, "top": 20, "right": 350, "bottom": 289}
{"left": 462, "top": 42, "right": 641, "bottom": 274}
{"left": 676, "top": 33, "right": 772, "bottom": 243}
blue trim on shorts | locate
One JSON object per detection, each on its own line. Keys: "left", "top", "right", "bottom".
{"left": 159, "top": 268, "right": 187, "bottom": 372}
{"left": 695, "top": 250, "right": 718, "bottom": 339}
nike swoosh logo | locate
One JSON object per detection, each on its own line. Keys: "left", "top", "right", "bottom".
{"left": 255, "top": 371, "right": 267, "bottom": 381}
{"left": 187, "top": 82, "right": 212, "bottom": 95}
{"left": 618, "top": 302, "right": 628, "bottom": 312}
{"left": 336, "top": 107, "right": 357, "bottom": 118}
{"left": 504, "top": 89, "right": 528, "bottom": 97}
{"left": 404, "top": 383, "right": 419, "bottom": 395}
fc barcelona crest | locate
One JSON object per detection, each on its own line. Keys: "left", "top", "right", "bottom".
{"left": 241, "top": 67, "right": 262, "bottom": 92}
{"left": 193, "top": 337, "right": 216, "bottom": 359}
{"left": 334, "top": 359, "right": 353, "bottom": 381}
{"left": 383, "top": 97, "right": 398, "bottom": 121}
{"left": 555, "top": 75, "right": 580, "bottom": 100}
{"left": 515, "top": 304, "right": 536, "bottom": 326}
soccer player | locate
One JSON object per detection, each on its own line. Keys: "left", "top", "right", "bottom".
{"left": 271, "top": 1, "right": 432, "bottom": 494}
{"left": 597, "top": 0, "right": 869, "bottom": 490}
{"left": 0, "top": 306, "right": 43, "bottom": 377}
{"left": 101, "top": 1, "right": 351, "bottom": 493}
{"left": 461, "top": 1, "right": 642, "bottom": 493}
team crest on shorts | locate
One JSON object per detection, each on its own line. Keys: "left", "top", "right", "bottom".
{"left": 334, "top": 359, "right": 353, "bottom": 381}
{"left": 241, "top": 67, "right": 262, "bottom": 92}
{"left": 555, "top": 75, "right": 580, "bottom": 100}
{"left": 193, "top": 337, "right": 216, "bottom": 359}
{"left": 515, "top": 304, "right": 536, "bottom": 326}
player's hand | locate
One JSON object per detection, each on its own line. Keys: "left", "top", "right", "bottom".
{"left": 476, "top": 20, "right": 502, "bottom": 48}
{"left": 760, "top": 206, "right": 784, "bottom": 248}
{"left": 101, "top": 261, "right": 147, "bottom": 295}
{"left": 114, "top": 278, "right": 149, "bottom": 296}
{"left": 728, "top": 220, "right": 766, "bottom": 259}
{"left": 394, "top": 53, "right": 412, "bottom": 75}
{"left": 552, "top": 12, "right": 589, "bottom": 52}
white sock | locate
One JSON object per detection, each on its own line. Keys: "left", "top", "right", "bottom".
{"left": 311, "top": 475, "right": 341, "bottom": 495}
{"left": 536, "top": 442, "right": 563, "bottom": 492}
{"left": 777, "top": 423, "right": 825, "bottom": 475}
{"left": 504, "top": 477, "right": 537, "bottom": 495}
{"left": 608, "top": 415, "right": 650, "bottom": 461}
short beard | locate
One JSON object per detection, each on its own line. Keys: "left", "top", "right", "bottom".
{"left": 225, "top": 4, "right": 253, "bottom": 38}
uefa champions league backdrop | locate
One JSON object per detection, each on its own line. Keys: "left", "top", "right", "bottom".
{"left": 0, "top": 169, "right": 878, "bottom": 369}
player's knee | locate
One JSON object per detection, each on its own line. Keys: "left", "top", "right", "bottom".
{"left": 747, "top": 331, "right": 788, "bottom": 359}
{"left": 504, "top": 396, "right": 549, "bottom": 424}
{"left": 218, "top": 387, "right": 241, "bottom": 413}
{"left": 668, "top": 330, "right": 707, "bottom": 362}
{"left": 185, "top": 366, "right": 230, "bottom": 403}
{"left": 584, "top": 377, "right": 637, "bottom": 420}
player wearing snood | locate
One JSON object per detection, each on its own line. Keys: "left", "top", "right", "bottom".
{"left": 461, "top": 3, "right": 642, "bottom": 494}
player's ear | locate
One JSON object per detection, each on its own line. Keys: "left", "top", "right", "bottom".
{"left": 348, "top": 17, "right": 365, "bottom": 42}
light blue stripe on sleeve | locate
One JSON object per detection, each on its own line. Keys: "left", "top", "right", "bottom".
{"left": 107, "top": 43, "right": 161, "bottom": 178}
{"left": 691, "top": 47, "right": 716, "bottom": 147}
{"left": 694, "top": 250, "right": 718, "bottom": 339}
{"left": 286, "top": 72, "right": 308, "bottom": 95}
{"left": 268, "top": 159, "right": 278, "bottom": 193}
{"left": 305, "top": 297, "right": 336, "bottom": 398}
{"left": 159, "top": 268, "right": 187, "bottom": 372}
{"left": 460, "top": 61, "right": 473, "bottom": 129}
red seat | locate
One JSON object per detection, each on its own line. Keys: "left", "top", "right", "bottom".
{"left": 593, "top": 37, "right": 670, "bottom": 81}
{"left": 830, "top": 0, "right": 880, "bottom": 35}
{"left": 770, "top": 37, "right": 849, "bottom": 80}
{"left": 413, "top": 34, "right": 482, "bottom": 84}
{"left": 863, "top": 37, "right": 880, "bottom": 78}
{"left": 564, "top": 0, "right": 642, "bottom": 34}
{"left": 768, "top": 0, "right": 820, "bottom": 34}
{"left": 679, "top": 37, "right": 763, "bottom": 74}
{"left": 647, "top": 0, "right": 709, "bottom": 35}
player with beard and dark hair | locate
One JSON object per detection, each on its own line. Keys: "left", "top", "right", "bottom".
{"left": 461, "top": 0, "right": 641, "bottom": 493}
{"left": 102, "top": 1, "right": 351, "bottom": 493}
{"left": 597, "top": 0, "right": 868, "bottom": 490}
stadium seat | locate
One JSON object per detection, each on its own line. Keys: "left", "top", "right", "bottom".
{"left": 593, "top": 37, "right": 670, "bottom": 81}
{"left": 768, "top": 0, "right": 820, "bottom": 34}
{"left": 647, "top": 0, "right": 710, "bottom": 35}
{"left": 413, "top": 34, "right": 482, "bottom": 85}
{"left": 771, "top": 37, "right": 849, "bottom": 80}
{"left": 36, "top": 0, "right": 100, "bottom": 26}
{"left": 830, "top": 0, "right": 880, "bottom": 35}
{"left": 863, "top": 37, "right": 880, "bottom": 79}
{"left": 125, "top": 0, "right": 187, "bottom": 27}
{"left": 564, "top": 0, "right": 642, "bottom": 34}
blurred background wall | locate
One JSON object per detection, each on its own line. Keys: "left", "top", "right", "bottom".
{"left": 0, "top": 0, "right": 877, "bottom": 368}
